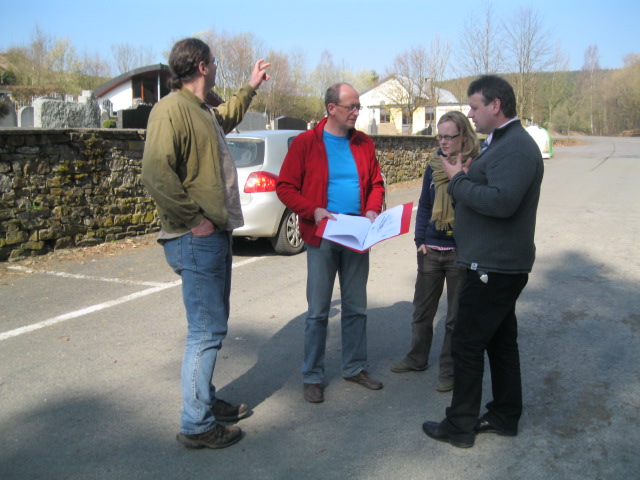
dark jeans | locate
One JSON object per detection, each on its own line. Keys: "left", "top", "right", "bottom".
{"left": 405, "top": 248, "right": 465, "bottom": 381}
{"left": 444, "top": 270, "right": 529, "bottom": 434}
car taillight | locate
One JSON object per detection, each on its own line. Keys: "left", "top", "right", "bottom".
{"left": 244, "top": 171, "right": 278, "bottom": 193}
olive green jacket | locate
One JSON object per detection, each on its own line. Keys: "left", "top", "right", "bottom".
{"left": 141, "top": 85, "right": 256, "bottom": 232}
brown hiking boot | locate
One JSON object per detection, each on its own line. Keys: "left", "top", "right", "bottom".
{"left": 176, "top": 424, "right": 242, "bottom": 449}
{"left": 303, "top": 383, "right": 324, "bottom": 403}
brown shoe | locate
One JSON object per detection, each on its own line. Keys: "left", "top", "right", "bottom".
{"left": 344, "top": 370, "right": 383, "bottom": 390}
{"left": 176, "top": 424, "right": 242, "bottom": 449}
{"left": 212, "top": 399, "right": 249, "bottom": 422}
{"left": 303, "top": 383, "right": 324, "bottom": 403}
{"left": 390, "top": 360, "right": 428, "bottom": 373}
{"left": 436, "top": 379, "right": 454, "bottom": 392}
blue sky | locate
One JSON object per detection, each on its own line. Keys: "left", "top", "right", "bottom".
{"left": 1, "top": 0, "right": 638, "bottom": 77}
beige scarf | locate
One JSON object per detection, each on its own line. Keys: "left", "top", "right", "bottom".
{"left": 428, "top": 150, "right": 455, "bottom": 231}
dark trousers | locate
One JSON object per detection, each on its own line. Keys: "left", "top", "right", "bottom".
{"left": 444, "top": 270, "right": 529, "bottom": 434}
{"left": 405, "top": 249, "right": 465, "bottom": 380}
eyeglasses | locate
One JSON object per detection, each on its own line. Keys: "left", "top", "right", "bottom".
{"left": 334, "top": 103, "right": 363, "bottom": 112}
{"left": 209, "top": 58, "right": 219, "bottom": 67}
{"left": 437, "top": 134, "right": 460, "bottom": 141}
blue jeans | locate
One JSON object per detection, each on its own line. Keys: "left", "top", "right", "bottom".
{"left": 303, "top": 240, "right": 369, "bottom": 383}
{"left": 163, "top": 231, "right": 232, "bottom": 435}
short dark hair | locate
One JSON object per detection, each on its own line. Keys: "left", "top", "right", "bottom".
{"left": 467, "top": 75, "right": 517, "bottom": 118}
{"left": 168, "top": 38, "right": 211, "bottom": 90}
{"left": 324, "top": 83, "right": 350, "bottom": 110}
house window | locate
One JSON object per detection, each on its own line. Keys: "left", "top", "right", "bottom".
{"left": 402, "top": 112, "right": 410, "bottom": 125}
{"left": 425, "top": 111, "right": 435, "bottom": 122}
{"left": 379, "top": 107, "right": 390, "bottom": 123}
{"left": 132, "top": 78, "right": 159, "bottom": 104}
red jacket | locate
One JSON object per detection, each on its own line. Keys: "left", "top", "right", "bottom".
{"left": 276, "top": 117, "right": 385, "bottom": 247}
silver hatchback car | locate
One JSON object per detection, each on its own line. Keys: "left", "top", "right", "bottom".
{"left": 226, "top": 129, "right": 305, "bottom": 255}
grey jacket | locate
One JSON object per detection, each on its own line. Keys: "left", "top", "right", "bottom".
{"left": 447, "top": 120, "right": 544, "bottom": 274}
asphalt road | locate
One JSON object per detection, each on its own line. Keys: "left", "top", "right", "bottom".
{"left": 1, "top": 136, "right": 638, "bottom": 480}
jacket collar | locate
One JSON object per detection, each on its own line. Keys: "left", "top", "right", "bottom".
{"left": 176, "top": 87, "right": 207, "bottom": 108}
{"left": 489, "top": 117, "right": 520, "bottom": 143}
{"left": 314, "top": 116, "right": 356, "bottom": 141}
{"left": 475, "top": 119, "right": 520, "bottom": 161}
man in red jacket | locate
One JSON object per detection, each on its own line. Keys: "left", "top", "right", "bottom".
{"left": 276, "top": 83, "right": 386, "bottom": 403}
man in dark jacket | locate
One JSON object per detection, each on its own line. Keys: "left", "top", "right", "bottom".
{"left": 421, "top": 75, "right": 544, "bottom": 448}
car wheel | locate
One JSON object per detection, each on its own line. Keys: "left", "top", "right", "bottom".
{"left": 271, "top": 209, "right": 305, "bottom": 255}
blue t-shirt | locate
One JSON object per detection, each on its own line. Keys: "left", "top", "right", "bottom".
{"left": 323, "top": 131, "right": 361, "bottom": 215}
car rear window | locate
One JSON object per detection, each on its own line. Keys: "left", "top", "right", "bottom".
{"left": 227, "top": 138, "right": 265, "bottom": 167}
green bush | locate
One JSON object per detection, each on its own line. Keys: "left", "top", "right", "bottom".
{"left": 0, "top": 70, "right": 18, "bottom": 85}
{"left": 102, "top": 119, "right": 116, "bottom": 128}
{"left": 0, "top": 99, "right": 11, "bottom": 119}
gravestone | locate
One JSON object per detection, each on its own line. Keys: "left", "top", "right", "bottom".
{"left": 367, "top": 118, "right": 378, "bottom": 135}
{"left": 0, "top": 99, "right": 17, "bottom": 127}
{"left": 235, "top": 112, "right": 267, "bottom": 132}
{"left": 33, "top": 93, "right": 100, "bottom": 128}
{"left": 100, "top": 99, "right": 113, "bottom": 116}
{"left": 273, "top": 116, "right": 306, "bottom": 130}
{"left": 117, "top": 104, "right": 153, "bottom": 128}
{"left": 18, "top": 106, "right": 34, "bottom": 127}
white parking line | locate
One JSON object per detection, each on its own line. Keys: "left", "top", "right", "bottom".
{"left": 0, "top": 256, "right": 266, "bottom": 342}
{"left": 0, "top": 281, "right": 181, "bottom": 341}
{"left": 7, "top": 266, "right": 168, "bottom": 287}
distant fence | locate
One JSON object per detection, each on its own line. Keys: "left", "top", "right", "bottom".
{"left": 0, "top": 128, "right": 438, "bottom": 261}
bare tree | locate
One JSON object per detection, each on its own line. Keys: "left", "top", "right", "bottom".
{"left": 258, "top": 49, "right": 295, "bottom": 122}
{"left": 504, "top": 7, "right": 553, "bottom": 120}
{"left": 457, "top": 2, "right": 504, "bottom": 76}
{"left": 110, "top": 43, "right": 155, "bottom": 75}
{"left": 428, "top": 34, "right": 452, "bottom": 107}
{"left": 383, "top": 45, "right": 432, "bottom": 132}
{"left": 49, "top": 39, "right": 79, "bottom": 76}
{"left": 78, "top": 51, "right": 112, "bottom": 79}
{"left": 29, "top": 26, "right": 54, "bottom": 85}
{"left": 603, "top": 53, "right": 640, "bottom": 134}
{"left": 382, "top": 39, "right": 451, "bottom": 133}
{"left": 563, "top": 79, "right": 584, "bottom": 135}
{"left": 543, "top": 41, "right": 571, "bottom": 128}
{"left": 288, "top": 49, "right": 309, "bottom": 97}
{"left": 77, "top": 51, "right": 112, "bottom": 89}
{"left": 581, "top": 45, "right": 600, "bottom": 134}
{"left": 197, "top": 30, "right": 262, "bottom": 99}
{"left": 310, "top": 50, "right": 342, "bottom": 99}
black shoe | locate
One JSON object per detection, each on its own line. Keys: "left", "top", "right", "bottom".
{"left": 422, "top": 421, "right": 475, "bottom": 448}
{"left": 211, "top": 399, "right": 249, "bottom": 422}
{"left": 474, "top": 415, "right": 517, "bottom": 436}
{"left": 303, "top": 383, "right": 324, "bottom": 403}
{"left": 176, "top": 424, "right": 242, "bottom": 449}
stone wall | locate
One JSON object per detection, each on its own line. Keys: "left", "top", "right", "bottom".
{"left": 0, "top": 129, "right": 157, "bottom": 261}
{"left": 372, "top": 135, "right": 438, "bottom": 184}
{"left": 0, "top": 129, "right": 438, "bottom": 261}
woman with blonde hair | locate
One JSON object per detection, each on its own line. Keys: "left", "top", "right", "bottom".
{"left": 390, "top": 111, "right": 479, "bottom": 392}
